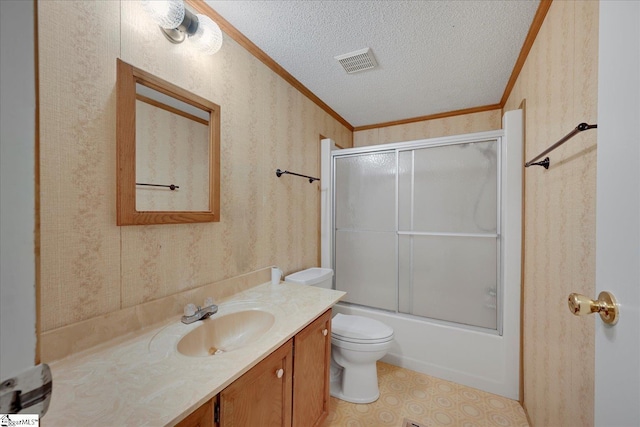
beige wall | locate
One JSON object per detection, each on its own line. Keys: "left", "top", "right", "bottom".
{"left": 353, "top": 109, "right": 501, "bottom": 147}
{"left": 38, "top": 1, "right": 352, "bottom": 341}
{"left": 503, "top": 1, "right": 598, "bottom": 425}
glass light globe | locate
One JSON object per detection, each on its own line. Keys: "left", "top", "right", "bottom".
{"left": 189, "top": 14, "right": 223, "bottom": 55}
{"left": 141, "top": 0, "right": 185, "bottom": 29}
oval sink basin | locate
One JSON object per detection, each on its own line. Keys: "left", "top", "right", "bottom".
{"left": 177, "top": 309, "right": 275, "bottom": 357}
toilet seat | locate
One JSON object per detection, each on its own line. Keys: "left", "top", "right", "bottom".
{"left": 332, "top": 335, "right": 393, "bottom": 345}
{"left": 331, "top": 314, "right": 394, "bottom": 344}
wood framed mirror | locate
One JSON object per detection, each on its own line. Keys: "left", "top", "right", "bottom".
{"left": 116, "top": 59, "right": 220, "bottom": 225}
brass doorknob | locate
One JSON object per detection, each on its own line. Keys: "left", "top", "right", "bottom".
{"left": 568, "top": 291, "right": 619, "bottom": 325}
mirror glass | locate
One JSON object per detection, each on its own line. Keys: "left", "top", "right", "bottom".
{"left": 135, "top": 83, "right": 210, "bottom": 212}
{"left": 117, "top": 59, "right": 220, "bottom": 225}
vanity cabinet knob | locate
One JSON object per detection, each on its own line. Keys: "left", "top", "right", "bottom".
{"left": 276, "top": 368, "right": 284, "bottom": 379}
{"left": 322, "top": 329, "right": 328, "bottom": 336}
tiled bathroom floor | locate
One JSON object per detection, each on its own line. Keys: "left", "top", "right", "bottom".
{"left": 323, "top": 362, "right": 529, "bottom": 427}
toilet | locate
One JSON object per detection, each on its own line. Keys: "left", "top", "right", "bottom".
{"left": 284, "top": 268, "right": 394, "bottom": 404}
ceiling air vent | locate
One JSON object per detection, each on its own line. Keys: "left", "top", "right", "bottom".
{"left": 335, "top": 48, "right": 378, "bottom": 74}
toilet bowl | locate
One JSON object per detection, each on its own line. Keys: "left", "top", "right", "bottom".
{"left": 329, "top": 313, "right": 394, "bottom": 403}
{"left": 284, "top": 268, "right": 394, "bottom": 404}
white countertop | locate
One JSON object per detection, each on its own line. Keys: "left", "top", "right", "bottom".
{"left": 44, "top": 282, "right": 345, "bottom": 426}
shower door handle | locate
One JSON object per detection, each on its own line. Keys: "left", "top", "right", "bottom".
{"left": 568, "top": 291, "right": 619, "bottom": 325}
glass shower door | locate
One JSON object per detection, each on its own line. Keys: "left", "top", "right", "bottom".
{"left": 333, "top": 139, "right": 500, "bottom": 330}
{"left": 334, "top": 152, "right": 397, "bottom": 311}
{"left": 397, "top": 140, "right": 500, "bottom": 330}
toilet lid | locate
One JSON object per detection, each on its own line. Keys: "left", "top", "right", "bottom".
{"left": 331, "top": 314, "right": 394, "bottom": 342}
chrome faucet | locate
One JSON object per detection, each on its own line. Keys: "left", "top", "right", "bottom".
{"left": 182, "top": 298, "right": 218, "bottom": 324}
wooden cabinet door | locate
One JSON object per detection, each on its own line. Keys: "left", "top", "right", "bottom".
{"left": 292, "top": 309, "right": 331, "bottom": 427}
{"left": 220, "top": 339, "right": 293, "bottom": 427}
{"left": 176, "top": 396, "right": 215, "bottom": 427}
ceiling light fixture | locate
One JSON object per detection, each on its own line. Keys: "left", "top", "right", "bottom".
{"left": 142, "top": 0, "right": 223, "bottom": 55}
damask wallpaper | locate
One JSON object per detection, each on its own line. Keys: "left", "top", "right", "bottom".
{"left": 353, "top": 109, "right": 501, "bottom": 147}
{"left": 503, "top": 1, "right": 599, "bottom": 425}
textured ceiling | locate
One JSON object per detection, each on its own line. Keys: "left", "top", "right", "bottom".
{"left": 204, "top": 0, "right": 540, "bottom": 128}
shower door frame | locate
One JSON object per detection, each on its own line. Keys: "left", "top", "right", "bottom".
{"left": 331, "top": 130, "right": 506, "bottom": 335}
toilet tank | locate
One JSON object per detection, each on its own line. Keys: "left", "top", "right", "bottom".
{"left": 284, "top": 268, "right": 334, "bottom": 289}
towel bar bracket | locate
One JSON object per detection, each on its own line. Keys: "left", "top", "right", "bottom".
{"left": 528, "top": 157, "right": 550, "bottom": 169}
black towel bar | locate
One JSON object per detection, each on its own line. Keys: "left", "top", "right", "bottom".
{"left": 136, "top": 183, "right": 180, "bottom": 190}
{"left": 275, "top": 169, "right": 319, "bottom": 184}
{"left": 525, "top": 122, "right": 597, "bottom": 169}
